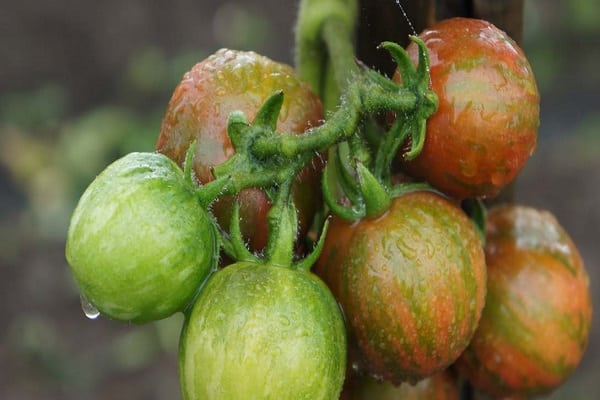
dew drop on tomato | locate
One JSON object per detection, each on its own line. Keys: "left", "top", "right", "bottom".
{"left": 80, "top": 294, "right": 100, "bottom": 320}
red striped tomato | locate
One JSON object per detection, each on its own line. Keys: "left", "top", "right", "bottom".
{"left": 156, "top": 49, "right": 323, "bottom": 252}
{"left": 395, "top": 18, "right": 539, "bottom": 199}
{"left": 455, "top": 205, "right": 592, "bottom": 398}
{"left": 315, "top": 191, "right": 486, "bottom": 384}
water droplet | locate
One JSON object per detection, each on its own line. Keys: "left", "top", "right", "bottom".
{"left": 394, "top": 0, "right": 417, "bottom": 36}
{"left": 459, "top": 158, "right": 477, "bottom": 177}
{"left": 279, "top": 315, "right": 291, "bottom": 326}
{"left": 80, "top": 294, "right": 100, "bottom": 320}
{"left": 490, "top": 171, "right": 505, "bottom": 186}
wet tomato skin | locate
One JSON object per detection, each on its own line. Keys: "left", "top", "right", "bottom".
{"left": 315, "top": 191, "right": 486, "bottom": 384}
{"left": 179, "top": 261, "right": 347, "bottom": 400}
{"left": 396, "top": 18, "right": 539, "bottom": 199}
{"left": 65, "top": 152, "right": 217, "bottom": 324}
{"left": 455, "top": 205, "right": 592, "bottom": 398}
{"left": 340, "top": 369, "right": 458, "bottom": 400}
{"left": 157, "top": 48, "right": 323, "bottom": 252}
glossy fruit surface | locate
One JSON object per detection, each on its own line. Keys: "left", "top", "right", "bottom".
{"left": 340, "top": 369, "right": 458, "bottom": 400}
{"left": 179, "top": 261, "right": 346, "bottom": 400}
{"left": 65, "top": 152, "right": 217, "bottom": 323}
{"left": 455, "top": 205, "right": 592, "bottom": 398}
{"left": 315, "top": 191, "right": 486, "bottom": 384}
{"left": 156, "top": 48, "right": 323, "bottom": 252}
{"left": 396, "top": 17, "right": 539, "bottom": 199}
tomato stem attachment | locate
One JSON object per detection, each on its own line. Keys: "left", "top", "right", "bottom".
{"left": 209, "top": 37, "right": 437, "bottom": 261}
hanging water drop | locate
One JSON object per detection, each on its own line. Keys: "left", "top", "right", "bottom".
{"left": 394, "top": 0, "right": 417, "bottom": 36}
{"left": 80, "top": 294, "right": 100, "bottom": 320}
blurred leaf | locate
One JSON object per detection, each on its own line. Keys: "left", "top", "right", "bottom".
{"left": 125, "top": 46, "right": 169, "bottom": 95}
{"left": 154, "top": 313, "right": 185, "bottom": 354}
{"left": 566, "top": 0, "right": 600, "bottom": 34}
{"left": 212, "top": 2, "right": 270, "bottom": 51}
{"left": 0, "top": 84, "right": 67, "bottom": 131}
{"left": 111, "top": 327, "right": 161, "bottom": 372}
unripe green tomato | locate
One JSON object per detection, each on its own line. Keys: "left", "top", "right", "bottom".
{"left": 66, "top": 152, "right": 217, "bottom": 324}
{"left": 179, "top": 261, "right": 347, "bottom": 400}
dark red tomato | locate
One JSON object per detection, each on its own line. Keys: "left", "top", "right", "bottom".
{"left": 395, "top": 18, "right": 539, "bottom": 199}
{"left": 156, "top": 49, "right": 323, "bottom": 252}
{"left": 340, "top": 369, "right": 458, "bottom": 400}
{"left": 315, "top": 191, "right": 486, "bottom": 384}
{"left": 455, "top": 205, "right": 592, "bottom": 398}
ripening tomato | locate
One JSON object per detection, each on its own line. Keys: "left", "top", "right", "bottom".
{"left": 66, "top": 152, "right": 217, "bottom": 323}
{"left": 395, "top": 18, "right": 539, "bottom": 199}
{"left": 315, "top": 190, "right": 486, "bottom": 384}
{"left": 156, "top": 49, "right": 323, "bottom": 252}
{"left": 340, "top": 369, "right": 458, "bottom": 400}
{"left": 455, "top": 205, "right": 592, "bottom": 398}
{"left": 179, "top": 261, "right": 347, "bottom": 400}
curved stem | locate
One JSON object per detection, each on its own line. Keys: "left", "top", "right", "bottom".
{"left": 295, "top": 0, "right": 359, "bottom": 110}
{"left": 320, "top": 16, "right": 360, "bottom": 111}
{"left": 251, "top": 76, "right": 418, "bottom": 160}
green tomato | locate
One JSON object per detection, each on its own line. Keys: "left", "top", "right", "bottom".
{"left": 179, "top": 261, "right": 347, "bottom": 400}
{"left": 66, "top": 152, "right": 217, "bottom": 324}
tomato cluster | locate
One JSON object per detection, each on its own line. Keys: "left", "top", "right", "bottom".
{"left": 65, "top": 12, "right": 591, "bottom": 400}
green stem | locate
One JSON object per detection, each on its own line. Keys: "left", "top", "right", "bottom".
{"left": 251, "top": 76, "right": 417, "bottom": 160}
{"left": 295, "top": 0, "right": 359, "bottom": 111}
{"left": 263, "top": 179, "right": 297, "bottom": 268}
{"left": 320, "top": 17, "right": 359, "bottom": 111}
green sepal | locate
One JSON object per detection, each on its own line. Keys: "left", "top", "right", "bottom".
{"left": 356, "top": 161, "right": 391, "bottom": 217}
{"left": 295, "top": 217, "right": 330, "bottom": 272}
{"left": 404, "top": 118, "right": 427, "bottom": 161}
{"left": 226, "top": 111, "right": 251, "bottom": 151}
{"left": 322, "top": 160, "right": 365, "bottom": 221}
{"left": 379, "top": 41, "right": 417, "bottom": 88}
{"left": 253, "top": 90, "right": 284, "bottom": 130}
{"left": 411, "top": 36, "right": 431, "bottom": 89}
{"left": 334, "top": 143, "right": 362, "bottom": 206}
{"left": 222, "top": 200, "right": 259, "bottom": 263}
{"left": 359, "top": 59, "right": 401, "bottom": 93}
{"left": 374, "top": 115, "right": 410, "bottom": 185}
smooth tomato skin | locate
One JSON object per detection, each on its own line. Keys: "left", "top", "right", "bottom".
{"left": 156, "top": 49, "right": 324, "bottom": 252}
{"left": 315, "top": 191, "right": 486, "bottom": 384}
{"left": 396, "top": 18, "right": 539, "bottom": 199}
{"left": 66, "top": 152, "right": 217, "bottom": 323}
{"left": 340, "top": 369, "right": 458, "bottom": 400}
{"left": 455, "top": 205, "right": 592, "bottom": 398}
{"left": 179, "top": 261, "right": 347, "bottom": 400}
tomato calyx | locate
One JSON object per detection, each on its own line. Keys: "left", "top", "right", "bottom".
{"left": 321, "top": 37, "right": 438, "bottom": 221}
